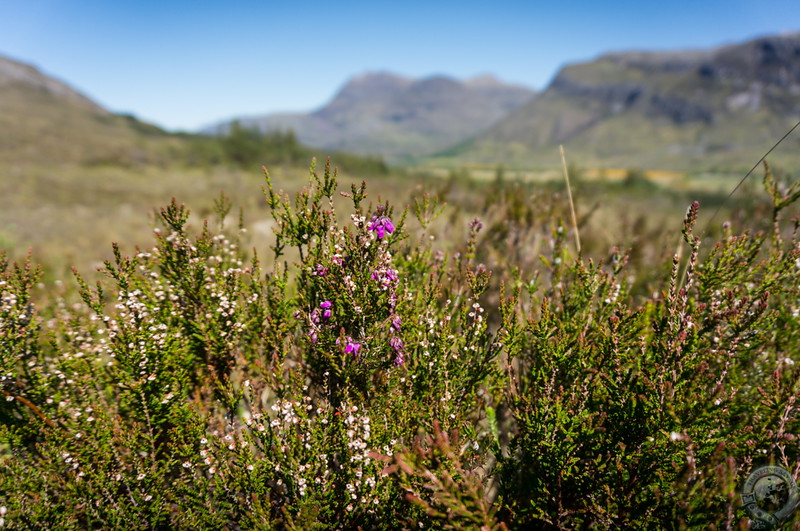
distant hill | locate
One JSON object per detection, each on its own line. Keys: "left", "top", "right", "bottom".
{"left": 203, "top": 72, "right": 536, "bottom": 162}
{"left": 0, "top": 54, "right": 392, "bottom": 174}
{"left": 434, "top": 33, "right": 800, "bottom": 171}
{"left": 0, "top": 54, "right": 178, "bottom": 166}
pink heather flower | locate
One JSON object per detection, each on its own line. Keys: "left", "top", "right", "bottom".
{"left": 367, "top": 214, "right": 395, "bottom": 239}
{"left": 390, "top": 336, "right": 404, "bottom": 352}
{"left": 390, "top": 336, "right": 405, "bottom": 366}
{"left": 390, "top": 315, "right": 402, "bottom": 333}
{"left": 312, "top": 264, "right": 329, "bottom": 277}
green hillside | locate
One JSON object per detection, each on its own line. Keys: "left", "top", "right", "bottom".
{"left": 431, "top": 33, "right": 800, "bottom": 172}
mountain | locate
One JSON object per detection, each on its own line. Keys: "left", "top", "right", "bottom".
{"left": 204, "top": 72, "right": 536, "bottom": 162}
{"left": 436, "top": 33, "right": 800, "bottom": 171}
{"left": 0, "top": 54, "right": 178, "bottom": 166}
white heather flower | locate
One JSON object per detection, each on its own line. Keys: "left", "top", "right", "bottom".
{"left": 670, "top": 432, "right": 682, "bottom": 441}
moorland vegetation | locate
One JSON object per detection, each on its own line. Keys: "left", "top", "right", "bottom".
{"left": 1, "top": 150, "right": 800, "bottom": 528}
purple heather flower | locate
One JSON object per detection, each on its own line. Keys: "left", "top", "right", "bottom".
{"left": 368, "top": 215, "right": 395, "bottom": 239}
{"left": 393, "top": 351, "right": 405, "bottom": 367}
{"left": 312, "top": 264, "right": 329, "bottom": 277}
{"left": 319, "top": 301, "right": 332, "bottom": 322}
{"left": 344, "top": 337, "right": 361, "bottom": 356}
{"left": 371, "top": 267, "right": 399, "bottom": 288}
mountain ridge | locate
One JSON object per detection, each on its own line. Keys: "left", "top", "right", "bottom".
{"left": 6, "top": 31, "right": 800, "bottom": 172}
{"left": 203, "top": 72, "right": 537, "bottom": 162}
{"left": 437, "top": 32, "right": 800, "bottom": 171}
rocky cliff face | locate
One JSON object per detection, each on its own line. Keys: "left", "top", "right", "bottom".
{"left": 698, "top": 34, "right": 800, "bottom": 88}
{"left": 548, "top": 33, "right": 800, "bottom": 129}
{"left": 446, "top": 33, "right": 800, "bottom": 171}
{"left": 550, "top": 34, "right": 800, "bottom": 124}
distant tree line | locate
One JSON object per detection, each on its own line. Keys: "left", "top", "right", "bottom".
{"left": 182, "top": 121, "right": 389, "bottom": 175}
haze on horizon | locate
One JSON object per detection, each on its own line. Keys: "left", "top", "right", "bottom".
{"left": 2, "top": 0, "right": 799, "bottom": 132}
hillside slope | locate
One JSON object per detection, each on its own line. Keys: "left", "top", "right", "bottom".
{"left": 437, "top": 33, "right": 800, "bottom": 171}
{"left": 0, "top": 54, "right": 179, "bottom": 166}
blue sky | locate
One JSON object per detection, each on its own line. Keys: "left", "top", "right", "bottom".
{"left": 2, "top": 1, "right": 799, "bottom": 132}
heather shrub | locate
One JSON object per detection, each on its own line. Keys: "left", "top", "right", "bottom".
{"left": 1, "top": 158, "right": 799, "bottom": 529}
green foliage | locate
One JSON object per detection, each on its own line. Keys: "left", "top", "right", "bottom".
{"left": 623, "top": 167, "right": 657, "bottom": 190}
{"left": 1, "top": 158, "right": 800, "bottom": 528}
{"left": 184, "top": 122, "right": 389, "bottom": 176}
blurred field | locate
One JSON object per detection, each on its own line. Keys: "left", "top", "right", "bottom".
{"left": 0, "top": 157, "right": 785, "bottom": 286}
{"left": 0, "top": 161, "right": 419, "bottom": 279}
{"left": 0, "top": 163, "right": 286, "bottom": 277}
